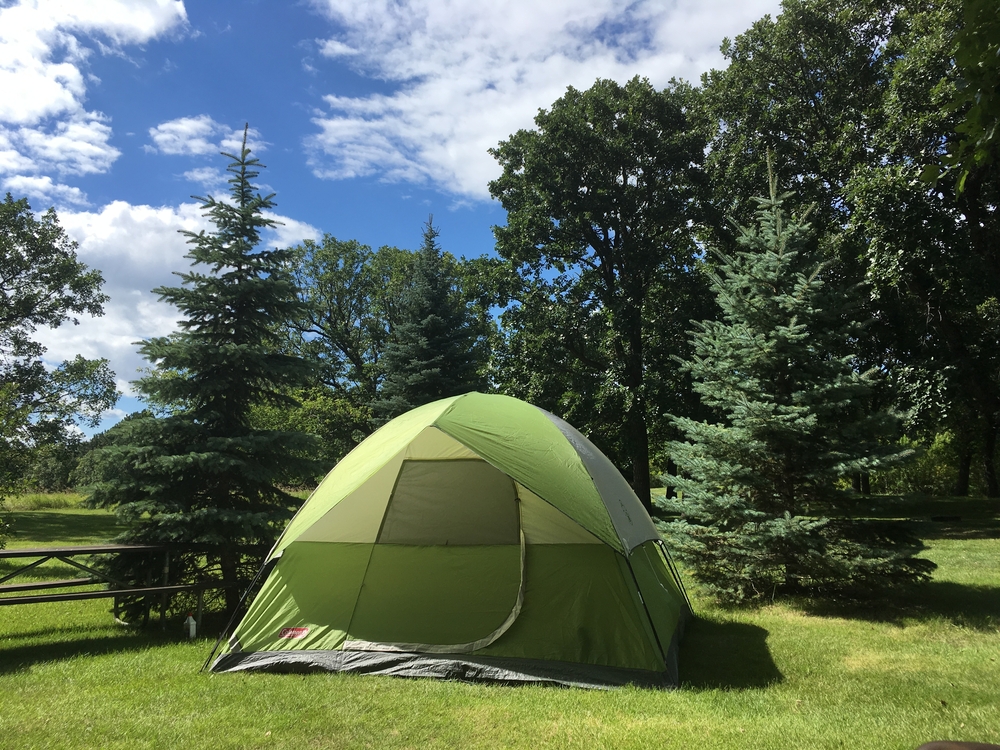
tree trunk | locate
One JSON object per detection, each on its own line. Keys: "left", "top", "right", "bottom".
{"left": 664, "top": 459, "right": 677, "bottom": 499}
{"left": 983, "top": 421, "right": 999, "bottom": 498}
{"left": 628, "top": 404, "right": 652, "bottom": 512}
{"left": 954, "top": 447, "right": 972, "bottom": 497}
{"left": 220, "top": 546, "right": 240, "bottom": 615}
{"left": 620, "top": 301, "right": 652, "bottom": 514}
{"left": 852, "top": 473, "right": 861, "bottom": 493}
{"left": 860, "top": 472, "right": 870, "bottom": 495}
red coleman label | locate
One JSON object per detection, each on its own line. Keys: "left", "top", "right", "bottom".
{"left": 279, "top": 627, "right": 310, "bottom": 639}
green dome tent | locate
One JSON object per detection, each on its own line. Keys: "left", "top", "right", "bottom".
{"left": 210, "top": 393, "right": 691, "bottom": 688}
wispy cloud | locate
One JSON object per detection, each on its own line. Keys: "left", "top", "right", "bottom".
{"left": 35, "top": 201, "right": 324, "bottom": 392}
{"left": 308, "top": 0, "right": 780, "bottom": 198}
{"left": 0, "top": 0, "right": 188, "bottom": 199}
{"left": 182, "top": 166, "right": 229, "bottom": 191}
{"left": 147, "top": 116, "right": 266, "bottom": 156}
{"left": 1, "top": 174, "right": 89, "bottom": 206}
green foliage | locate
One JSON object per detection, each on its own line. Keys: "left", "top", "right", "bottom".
{"left": 701, "top": 0, "right": 900, "bottom": 233}
{"left": 249, "top": 387, "right": 368, "bottom": 475}
{"left": 942, "top": 0, "right": 1000, "bottom": 189}
{"left": 290, "top": 236, "right": 410, "bottom": 400}
{"left": 0, "top": 193, "right": 117, "bottom": 547}
{"left": 845, "top": 0, "right": 1000, "bottom": 496}
{"left": 285, "top": 236, "right": 412, "bottom": 454}
{"left": 664, "top": 178, "right": 933, "bottom": 602}
{"left": 85, "top": 128, "right": 318, "bottom": 612}
{"left": 489, "top": 76, "right": 708, "bottom": 508}
{"left": 870, "top": 433, "right": 962, "bottom": 497}
{"left": 702, "top": 0, "right": 1000, "bottom": 499}
{"left": 21, "top": 439, "right": 83, "bottom": 492}
{"left": 371, "top": 218, "right": 485, "bottom": 423}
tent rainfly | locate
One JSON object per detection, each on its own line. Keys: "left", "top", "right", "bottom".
{"left": 210, "top": 393, "right": 691, "bottom": 688}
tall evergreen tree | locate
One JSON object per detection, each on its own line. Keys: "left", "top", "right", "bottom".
{"left": 371, "top": 218, "right": 484, "bottom": 422}
{"left": 664, "top": 174, "right": 933, "bottom": 603}
{"left": 87, "top": 128, "right": 317, "bottom": 613}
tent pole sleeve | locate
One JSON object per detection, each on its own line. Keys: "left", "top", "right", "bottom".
{"left": 201, "top": 556, "right": 278, "bottom": 673}
{"left": 622, "top": 551, "right": 669, "bottom": 668}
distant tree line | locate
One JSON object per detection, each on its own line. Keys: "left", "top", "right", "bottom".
{"left": 2, "top": 0, "right": 995, "bottom": 604}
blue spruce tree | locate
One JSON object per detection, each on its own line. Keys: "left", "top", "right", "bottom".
{"left": 665, "top": 172, "right": 933, "bottom": 602}
{"left": 371, "top": 218, "right": 484, "bottom": 422}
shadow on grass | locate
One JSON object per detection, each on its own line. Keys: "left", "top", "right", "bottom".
{"left": 801, "top": 580, "right": 1000, "bottom": 631}
{"left": 0, "top": 631, "right": 172, "bottom": 675}
{"left": 913, "top": 519, "right": 1000, "bottom": 540}
{"left": 679, "top": 617, "right": 783, "bottom": 690}
{"left": 6, "top": 511, "right": 125, "bottom": 546}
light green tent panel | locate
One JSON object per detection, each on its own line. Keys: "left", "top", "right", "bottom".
{"left": 276, "top": 397, "right": 460, "bottom": 551}
{"left": 230, "top": 541, "right": 371, "bottom": 653}
{"left": 518, "top": 485, "right": 602, "bottom": 545}
{"left": 403, "top": 425, "right": 479, "bottom": 460}
{"left": 296, "top": 452, "right": 404, "bottom": 544}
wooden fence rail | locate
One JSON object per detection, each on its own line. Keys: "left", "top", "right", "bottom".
{"left": 0, "top": 544, "right": 245, "bottom": 629}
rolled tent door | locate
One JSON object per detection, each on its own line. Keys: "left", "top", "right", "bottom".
{"left": 343, "top": 458, "right": 525, "bottom": 653}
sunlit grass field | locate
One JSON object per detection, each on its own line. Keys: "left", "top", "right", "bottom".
{"left": 1, "top": 495, "right": 997, "bottom": 749}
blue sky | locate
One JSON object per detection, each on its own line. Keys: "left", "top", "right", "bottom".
{"left": 0, "top": 0, "right": 780, "bottom": 433}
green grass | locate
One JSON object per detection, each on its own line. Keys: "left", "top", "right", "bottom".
{"left": 4, "top": 491, "right": 86, "bottom": 511}
{"left": 1, "top": 498, "right": 998, "bottom": 749}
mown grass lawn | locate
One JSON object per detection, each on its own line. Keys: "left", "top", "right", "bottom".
{"left": 0, "top": 497, "right": 997, "bottom": 749}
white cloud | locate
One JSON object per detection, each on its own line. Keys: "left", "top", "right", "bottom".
{"left": 147, "top": 116, "right": 266, "bottom": 157}
{"left": 309, "top": 0, "right": 781, "bottom": 198}
{"left": 148, "top": 115, "right": 221, "bottom": 155}
{"left": 7, "top": 115, "right": 120, "bottom": 176}
{"left": 183, "top": 166, "right": 228, "bottom": 191}
{"left": 31, "top": 201, "right": 326, "bottom": 395}
{"left": 2, "top": 174, "right": 88, "bottom": 206}
{"left": 0, "top": 1, "right": 188, "bottom": 196}
{"left": 318, "top": 39, "right": 358, "bottom": 58}
{"left": 33, "top": 200, "right": 206, "bottom": 388}
{"left": 263, "top": 213, "right": 322, "bottom": 249}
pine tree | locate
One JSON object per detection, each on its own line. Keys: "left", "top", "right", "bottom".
{"left": 88, "top": 127, "right": 318, "bottom": 613}
{"left": 371, "top": 218, "right": 484, "bottom": 422}
{"left": 664, "top": 172, "right": 934, "bottom": 603}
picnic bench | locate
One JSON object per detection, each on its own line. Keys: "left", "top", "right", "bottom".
{"left": 0, "top": 544, "right": 242, "bottom": 628}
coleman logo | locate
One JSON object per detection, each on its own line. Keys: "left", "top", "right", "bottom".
{"left": 279, "top": 627, "right": 309, "bottom": 639}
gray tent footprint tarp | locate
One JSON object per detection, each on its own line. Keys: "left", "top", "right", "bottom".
{"left": 210, "top": 392, "right": 691, "bottom": 688}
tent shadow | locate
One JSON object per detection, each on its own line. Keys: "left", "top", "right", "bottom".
{"left": 679, "top": 616, "right": 783, "bottom": 689}
{"left": 801, "top": 580, "right": 1000, "bottom": 632}
{"left": 0, "top": 632, "right": 170, "bottom": 675}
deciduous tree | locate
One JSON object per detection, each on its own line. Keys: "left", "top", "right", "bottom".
{"left": 0, "top": 194, "right": 117, "bottom": 543}
{"left": 489, "top": 77, "right": 707, "bottom": 510}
